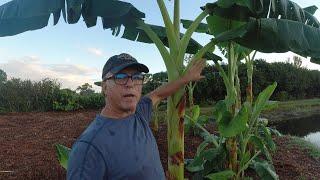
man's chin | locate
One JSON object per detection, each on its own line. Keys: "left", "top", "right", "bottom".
{"left": 121, "top": 105, "right": 137, "bottom": 113}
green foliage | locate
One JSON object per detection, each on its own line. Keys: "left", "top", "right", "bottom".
{"left": 184, "top": 105, "right": 210, "bottom": 136}
{"left": 53, "top": 89, "right": 81, "bottom": 111}
{"left": 78, "top": 93, "right": 105, "bottom": 109}
{"left": 217, "top": 102, "right": 249, "bottom": 137}
{"left": 142, "top": 60, "right": 318, "bottom": 105}
{"left": 188, "top": 60, "right": 320, "bottom": 103}
{"left": 0, "top": 77, "right": 61, "bottom": 112}
{"left": 205, "top": 170, "right": 236, "bottom": 180}
{"left": 204, "top": 0, "right": 320, "bottom": 62}
{"left": 53, "top": 88, "right": 104, "bottom": 111}
{"left": 76, "top": 83, "right": 95, "bottom": 96}
{"left": 142, "top": 72, "right": 168, "bottom": 95}
{"left": 256, "top": 60, "right": 315, "bottom": 100}
{"left": 55, "top": 144, "right": 71, "bottom": 170}
{"left": 0, "top": 0, "right": 145, "bottom": 37}
{"left": 251, "top": 83, "right": 277, "bottom": 123}
{"left": 0, "top": 69, "right": 7, "bottom": 83}
{"left": 185, "top": 114, "right": 209, "bottom": 136}
{"left": 0, "top": 71, "right": 104, "bottom": 112}
{"left": 187, "top": 91, "right": 278, "bottom": 179}
{"left": 251, "top": 159, "right": 279, "bottom": 180}
{"left": 186, "top": 144, "right": 227, "bottom": 174}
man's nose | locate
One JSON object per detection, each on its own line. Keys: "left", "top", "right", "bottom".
{"left": 125, "top": 77, "right": 134, "bottom": 87}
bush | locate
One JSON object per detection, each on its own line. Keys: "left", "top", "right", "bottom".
{"left": 53, "top": 89, "right": 81, "bottom": 111}
{"left": 0, "top": 77, "right": 60, "bottom": 112}
{"left": 53, "top": 89, "right": 104, "bottom": 111}
{"left": 0, "top": 68, "right": 104, "bottom": 113}
{"left": 78, "top": 93, "right": 104, "bottom": 109}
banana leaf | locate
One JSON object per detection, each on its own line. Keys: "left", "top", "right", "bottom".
{"left": 181, "top": 19, "right": 209, "bottom": 34}
{"left": 0, "top": 0, "right": 145, "bottom": 36}
{"left": 210, "top": 18, "right": 320, "bottom": 64}
{"left": 201, "top": 0, "right": 320, "bottom": 64}
{"left": 204, "top": 0, "right": 319, "bottom": 28}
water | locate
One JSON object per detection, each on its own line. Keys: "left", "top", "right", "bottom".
{"left": 275, "top": 114, "right": 320, "bottom": 148}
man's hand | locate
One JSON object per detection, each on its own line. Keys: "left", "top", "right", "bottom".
{"left": 146, "top": 59, "right": 206, "bottom": 106}
{"left": 181, "top": 59, "right": 206, "bottom": 83}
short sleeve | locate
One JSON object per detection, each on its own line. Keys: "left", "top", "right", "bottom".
{"left": 67, "top": 141, "right": 107, "bottom": 180}
{"left": 136, "top": 96, "right": 153, "bottom": 123}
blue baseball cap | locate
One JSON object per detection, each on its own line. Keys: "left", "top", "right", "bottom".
{"left": 102, "top": 53, "right": 149, "bottom": 79}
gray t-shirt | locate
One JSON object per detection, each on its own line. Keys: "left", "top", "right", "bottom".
{"left": 67, "top": 96, "right": 165, "bottom": 180}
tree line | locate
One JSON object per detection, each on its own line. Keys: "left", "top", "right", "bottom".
{"left": 143, "top": 59, "right": 320, "bottom": 105}
{"left": 0, "top": 70, "right": 104, "bottom": 113}
{"left": 0, "top": 59, "right": 319, "bottom": 113}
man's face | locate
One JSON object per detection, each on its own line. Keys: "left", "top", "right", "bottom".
{"left": 103, "top": 67, "right": 143, "bottom": 113}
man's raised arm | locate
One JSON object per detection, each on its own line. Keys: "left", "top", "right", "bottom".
{"left": 146, "top": 59, "right": 206, "bottom": 106}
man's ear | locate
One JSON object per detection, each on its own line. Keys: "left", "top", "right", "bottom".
{"left": 101, "top": 81, "right": 107, "bottom": 97}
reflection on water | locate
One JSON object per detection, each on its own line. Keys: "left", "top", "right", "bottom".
{"left": 275, "top": 114, "right": 320, "bottom": 147}
{"left": 304, "top": 132, "right": 320, "bottom": 148}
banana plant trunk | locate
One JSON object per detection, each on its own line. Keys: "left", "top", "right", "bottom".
{"left": 226, "top": 43, "right": 240, "bottom": 175}
{"left": 138, "top": 1, "right": 210, "bottom": 179}
{"left": 167, "top": 94, "right": 186, "bottom": 180}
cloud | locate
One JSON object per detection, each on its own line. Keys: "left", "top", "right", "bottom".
{"left": 0, "top": 56, "right": 101, "bottom": 91}
{"left": 86, "top": 47, "right": 104, "bottom": 57}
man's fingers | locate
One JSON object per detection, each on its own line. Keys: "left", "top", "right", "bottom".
{"left": 194, "top": 60, "right": 205, "bottom": 68}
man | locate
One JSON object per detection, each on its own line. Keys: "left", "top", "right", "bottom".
{"left": 67, "top": 53, "right": 205, "bottom": 179}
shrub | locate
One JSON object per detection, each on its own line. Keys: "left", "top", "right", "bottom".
{"left": 0, "top": 77, "right": 60, "bottom": 112}
{"left": 53, "top": 89, "right": 81, "bottom": 111}
{"left": 78, "top": 93, "right": 104, "bottom": 109}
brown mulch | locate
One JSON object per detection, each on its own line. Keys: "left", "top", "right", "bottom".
{"left": 0, "top": 110, "right": 319, "bottom": 179}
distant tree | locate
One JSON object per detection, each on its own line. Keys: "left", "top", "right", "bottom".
{"left": 0, "top": 69, "right": 7, "bottom": 83}
{"left": 142, "top": 72, "right": 167, "bottom": 95}
{"left": 293, "top": 56, "right": 303, "bottom": 68}
{"left": 76, "top": 83, "right": 95, "bottom": 96}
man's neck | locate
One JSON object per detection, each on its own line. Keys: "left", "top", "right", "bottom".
{"left": 100, "top": 105, "right": 135, "bottom": 119}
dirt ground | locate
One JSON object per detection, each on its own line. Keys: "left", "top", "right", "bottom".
{"left": 0, "top": 110, "right": 319, "bottom": 179}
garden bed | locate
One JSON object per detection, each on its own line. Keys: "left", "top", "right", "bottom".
{"left": 0, "top": 110, "right": 319, "bottom": 179}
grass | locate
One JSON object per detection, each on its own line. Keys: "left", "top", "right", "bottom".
{"left": 257, "top": 98, "right": 320, "bottom": 123}
{"left": 287, "top": 136, "right": 320, "bottom": 160}
{"left": 154, "top": 98, "right": 320, "bottom": 123}
{"left": 266, "top": 98, "right": 320, "bottom": 113}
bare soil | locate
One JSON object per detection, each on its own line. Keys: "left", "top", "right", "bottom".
{"left": 0, "top": 110, "right": 319, "bottom": 179}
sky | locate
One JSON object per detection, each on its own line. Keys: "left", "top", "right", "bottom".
{"left": 0, "top": 0, "right": 319, "bottom": 92}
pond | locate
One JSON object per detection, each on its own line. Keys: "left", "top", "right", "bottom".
{"left": 275, "top": 114, "right": 320, "bottom": 148}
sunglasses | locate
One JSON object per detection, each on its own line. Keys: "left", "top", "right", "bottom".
{"left": 104, "top": 73, "right": 145, "bottom": 85}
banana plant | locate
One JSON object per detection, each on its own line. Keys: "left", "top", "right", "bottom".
{"left": 206, "top": 1, "right": 320, "bottom": 176}
{"left": 182, "top": 0, "right": 320, "bottom": 179}
{"left": 0, "top": 1, "right": 222, "bottom": 179}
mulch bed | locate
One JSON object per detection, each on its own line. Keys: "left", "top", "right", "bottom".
{"left": 0, "top": 110, "right": 319, "bottom": 179}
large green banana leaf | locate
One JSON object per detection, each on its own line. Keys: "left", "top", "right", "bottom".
{"left": 181, "top": 0, "right": 320, "bottom": 64}
{"left": 204, "top": 0, "right": 319, "bottom": 28}
{"left": 208, "top": 17, "right": 320, "bottom": 64}
{"left": 0, "top": 0, "right": 144, "bottom": 36}
{"left": 202, "top": 0, "right": 320, "bottom": 64}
